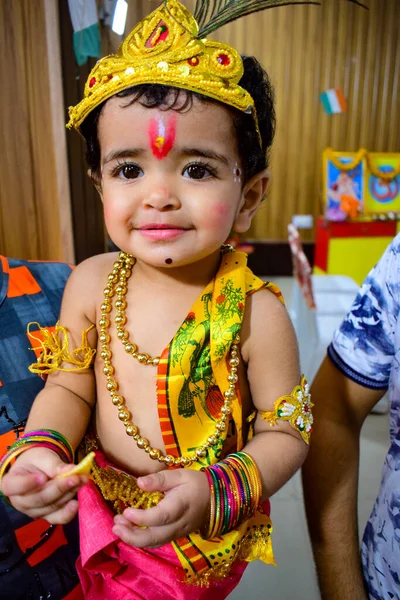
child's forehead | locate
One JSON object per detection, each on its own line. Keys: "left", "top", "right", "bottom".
{"left": 98, "top": 93, "right": 235, "bottom": 140}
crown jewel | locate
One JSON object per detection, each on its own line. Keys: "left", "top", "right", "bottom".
{"left": 67, "top": 0, "right": 254, "bottom": 131}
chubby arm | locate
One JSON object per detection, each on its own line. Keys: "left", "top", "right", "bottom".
{"left": 1, "top": 257, "right": 100, "bottom": 522}
{"left": 24, "top": 257, "right": 98, "bottom": 442}
{"left": 240, "top": 289, "right": 308, "bottom": 498}
{"left": 301, "top": 356, "right": 384, "bottom": 600}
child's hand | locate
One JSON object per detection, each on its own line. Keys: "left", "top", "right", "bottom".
{"left": 1, "top": 447, "right": 88, "bottom": 524}
{"left": 112, "top": 469, "right": 210, "bottom": 548}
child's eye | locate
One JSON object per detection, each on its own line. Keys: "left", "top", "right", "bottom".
{"left": 115, "top": 163, "right": 143, "bottom": 180}
{"left": 183, "top": 163, "right": 216, "bottom": 180}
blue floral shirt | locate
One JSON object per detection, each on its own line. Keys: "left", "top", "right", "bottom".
{"left": 328, "top": 234, "right": 400, "bottom": 600}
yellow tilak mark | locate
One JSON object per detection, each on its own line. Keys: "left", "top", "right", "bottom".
{"left": 57, "top": 452, "right": 95, "bottom": 478}
{"left": 155, "top": 136, "right": 165, "bottom": 148}
{"left": 28, "top": 322, "right": 96, "bottom": 374}
{"left": 260, "top": 376, "right": 313, "bottom": 444}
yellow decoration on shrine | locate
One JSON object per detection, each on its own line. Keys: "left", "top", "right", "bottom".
{"left": 325, "top": 147, "right": 367, "bottom": 172}
{"left": 67, "top": 0, "right": 256, "bottom": 133}
{"left": 366, "top": 153, "right": 400, "bottom": 181}
{"left": 325, "top": 148, "right": 400, "bottom": 182}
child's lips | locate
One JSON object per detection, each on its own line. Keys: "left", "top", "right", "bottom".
{"left": 138, "top": 224, "right": 189, "bottom": 240}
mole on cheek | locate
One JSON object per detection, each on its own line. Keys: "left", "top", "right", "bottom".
{"left": 165, "top": 258, "right": 173, "bottom": 264}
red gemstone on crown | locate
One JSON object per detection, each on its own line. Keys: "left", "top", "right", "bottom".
{"left": 188, "top": 56, "right": 200, "bottom": 67}
{"left": 146, "top": 21, "right": 169, "bottom": 48}
{"left": 89, "top": 77, "right": 96, "bottom": 88}
{"left": 217, "top": 54, "right": 230, "bottom": 66}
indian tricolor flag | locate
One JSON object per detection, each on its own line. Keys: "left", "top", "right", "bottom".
{"left": 320, "top": 89, "right": 347, "bottom": 114}
{"left": 68, "top": 0, "right": 101, "bottom": 66}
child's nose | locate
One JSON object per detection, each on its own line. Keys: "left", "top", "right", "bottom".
{"left": 144, "top": 184, "right": 180, "bottom": 211}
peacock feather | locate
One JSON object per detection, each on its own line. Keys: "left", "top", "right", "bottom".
{"left": 189, "top": 0, "right": 367, "bottom": 38}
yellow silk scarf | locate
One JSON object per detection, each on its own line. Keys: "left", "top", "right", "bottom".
{"left": 157, "top": 247, "right": 283, "bottom": 584}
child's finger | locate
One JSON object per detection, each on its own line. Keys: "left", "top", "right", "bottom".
{"left": 1, "top": 470, "right": 47, "bottom": 497}
{"left": 37, "top": 474, "right": 87, "bottom": 507}
{"left": 13, "top": 474, "right": 86, "bottom": 514}
{"left": 113, "top": 513, "right": 131, "bottom": 527}
{"left": 122, "top": 494, "right": 183, "bottom": 528}
{"left": 112, "top": 522, "right": 178, "bottom": 549}
{"left": 136, "top": 469, "right": 183, "bottom": 492}
{"left": 43, "top": 499, "right": 79, "bottom": 525}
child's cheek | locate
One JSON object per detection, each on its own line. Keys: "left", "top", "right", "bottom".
{"left": 103, "top": 202, "right": 126, "bottom": 229}
{"left": 103, "top": 203, "right": 114, "bottom": 223}
{"left": 209, "top": 203, "right": 233, "bottom": 228}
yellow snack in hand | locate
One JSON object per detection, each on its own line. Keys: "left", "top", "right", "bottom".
{"left": 56, "top": 452, "right": 95, "bottom": 478}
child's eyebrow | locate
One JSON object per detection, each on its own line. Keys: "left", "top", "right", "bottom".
{"left": 102, "top": 148, "right": 144, "bottom": 166}
{"left": 102, "top": 147, "right": 230, "bottom": 166}
{"left": 179, "top": 147, "right": 229, "bottom": 166}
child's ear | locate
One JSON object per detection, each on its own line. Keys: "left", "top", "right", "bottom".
{"left": 88, "top": 169, "right": 103, "bottom": 199}
{"left": 233, "top": 170, "right": 270, "bottom": 233}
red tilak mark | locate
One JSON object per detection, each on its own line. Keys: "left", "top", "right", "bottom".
{"left": 149, "top": 115, "right": 176, "bottom": 160}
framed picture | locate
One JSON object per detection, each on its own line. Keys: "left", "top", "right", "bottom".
{"left": 364, "top": 153, "right": 400, "bottom": 215}
{"left": 322, "top": 149, "right": 366, "bottom": 221}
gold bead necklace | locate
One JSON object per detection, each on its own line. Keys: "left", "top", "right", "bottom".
{"left": 108, "top": 255, "right": 160, "bottom": 366}
{"left": 99, "top": 251, "right": 240, "bottom": 467}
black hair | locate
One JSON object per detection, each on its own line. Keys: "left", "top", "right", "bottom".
{"left": 80, "top": 56, "right": 275, "bottom": 183}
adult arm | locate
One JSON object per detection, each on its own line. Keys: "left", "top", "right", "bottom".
{"left": 302, "top": 356, "right": 385, "bottom": 600}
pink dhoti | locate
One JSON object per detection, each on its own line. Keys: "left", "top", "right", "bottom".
{"left": 77, "top": 480, "right": 247, "bottom": 599}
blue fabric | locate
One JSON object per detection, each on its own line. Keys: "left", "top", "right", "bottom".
{"left": 329, "top": 235, "right": 400, "bottom": 599}
{"left": 0, "top": 256, "right": 81, "bottom": 599}
{"left": 72, "top": 23, "right": 101, "bottom": 66}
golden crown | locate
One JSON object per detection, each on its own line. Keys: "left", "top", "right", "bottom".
{"left": 67, "top": 0, "right": 255, "bottom": 131}
{"left": 67, "top": 0, "right": 366, "bottom": 132}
